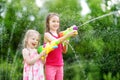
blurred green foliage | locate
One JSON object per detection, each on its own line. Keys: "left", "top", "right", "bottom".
{"left": 0, "top": 0, "right": 120, "bottom": 80}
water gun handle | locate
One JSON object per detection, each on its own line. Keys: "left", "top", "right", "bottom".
{"left": 37, "top": 40, "right": 60, "bottom": 60}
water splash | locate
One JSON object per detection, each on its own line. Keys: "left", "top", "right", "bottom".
{"left": 63, "top": 11, "right": 119, "bottom": 79}
{"left": 64, "top": 43, "right": 87, "bottom": 79}
{"left": 68, "top": 43, "right": 80, "bottom": 65}
{"left": 79, "top": 10, "right": 119, "bottom": 27}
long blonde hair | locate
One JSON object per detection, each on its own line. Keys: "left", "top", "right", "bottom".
{"left": 23, "top": 29, "right": 41, "bottom": 48}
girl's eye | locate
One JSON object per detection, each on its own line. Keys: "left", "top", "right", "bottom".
{"left": 32, "top": 38, "right": 35, "bottom": 40}
{"left": 52, "top": 20, "right": 56, "bottom": 22}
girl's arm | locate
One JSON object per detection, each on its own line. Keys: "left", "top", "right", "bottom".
{"left": 44, "top": 30, "right": 77, "bottom": 43}
{"left": 44, "top": 31, "right": 76, "bottom": 53}
{"left": 44, "top": 32, "right": 56, "bottom": 43}
{"left": 22, "top": 49, "right": 46, "bottom": 65}
{"left": 62, "top": 40, "right": 69, "bottom": 54}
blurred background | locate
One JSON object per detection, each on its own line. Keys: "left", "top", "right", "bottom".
{"left": 0, "top": 0, "right": 120, "bottom": 80}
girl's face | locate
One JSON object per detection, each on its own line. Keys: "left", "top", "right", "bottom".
{"left": 49, "top": 16, "right": 60, "bottom": 31}
{"left": 27, "top": 33, "right": 39, "bottom": 49}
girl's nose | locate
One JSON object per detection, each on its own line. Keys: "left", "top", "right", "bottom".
{"left": 35, "top": 40, "right": 38, "bottom": 43}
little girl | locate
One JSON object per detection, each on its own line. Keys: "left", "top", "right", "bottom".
{"left": 44, "top": 13, "right": 77, "bottom": 80}
{"left": 22, "top": 29, "right": 46, "bottom": 80}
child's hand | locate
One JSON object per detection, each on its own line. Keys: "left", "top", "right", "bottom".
{"left": 39, "top": 50, "right": 47, "bottom": 63}
{"left": 63, "top": 40, "right": 69, "bottom": 45}
{"left": 39, "top": 50, "right": 47, "bottom": 58}
{"left": 68, "top": 30, "right": 78, "bottom": 37}
{"left": 62, "top": 40, "right": 69, "bottom": 53}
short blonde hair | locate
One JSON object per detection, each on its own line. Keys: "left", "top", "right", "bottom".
{"left": 23, "top": 29, "right": 41, "bottom": 48}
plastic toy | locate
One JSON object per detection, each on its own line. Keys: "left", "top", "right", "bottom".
{"left": 38, "top": 25, "right": 78, "bottom": 59}
{"left": 38, "top": 39, "right": 60, "bottom": 59}
{"left": 59, "top": 25, "right": 78, "bottom": 38}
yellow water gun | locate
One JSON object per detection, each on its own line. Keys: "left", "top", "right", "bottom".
{"left": 37, "top": 39, "right": 60, "bottom": 59}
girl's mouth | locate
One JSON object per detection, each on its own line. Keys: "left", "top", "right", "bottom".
{"left": 32, "top": 43, "right": 36, "bottom": 46}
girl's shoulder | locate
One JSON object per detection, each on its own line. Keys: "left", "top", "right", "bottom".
{"left": 22, "top": 48, "right": 37, "bottom": 56}
{"left": 44, "top": 32, "right": 51, "bottom": 36}
{"left": 22, "top": 48, "right": 28, "bottom": 52}
{"left": 22, "top": 48, "right": 37, "bottom": 52}
{"left": 44, "top": 32, "right": 51, "bottom": 43}
{"left": 22, "top": 48, "right": 29, "bottom": 55}
{"left": 44, "top": 32, "right": 53, "bottom": 39}
{"left": 44, "top": 32, "right": 58, "bottom": 42}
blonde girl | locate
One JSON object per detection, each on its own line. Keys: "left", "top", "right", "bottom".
{"left": 22, "top": 29, "right": 46, "bottom": 80}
